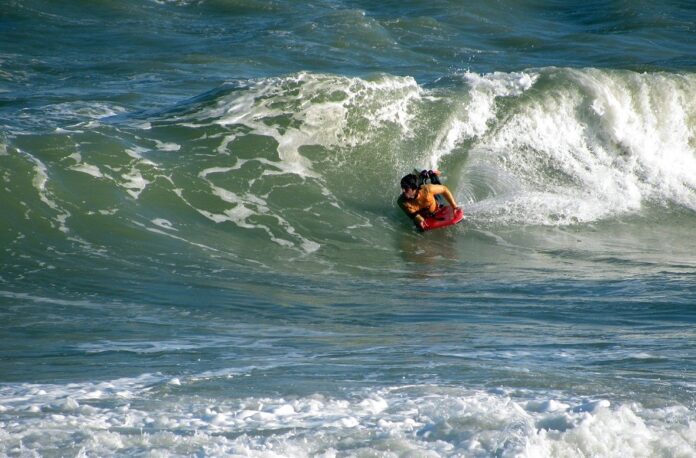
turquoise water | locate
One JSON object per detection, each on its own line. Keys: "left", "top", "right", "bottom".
{"left": 2, "top": 1, "right": 696, "bottom": 456}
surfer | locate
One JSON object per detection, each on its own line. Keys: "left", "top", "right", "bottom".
{"left": 398, "top": 169, "right": 460, "bottom": 231}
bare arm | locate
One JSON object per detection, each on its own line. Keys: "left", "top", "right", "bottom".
{"left": 398, "top": 196, "right": 425, "bottom": 224}
{"left": 429, "top": 184, "right": 459, "bottom": 209}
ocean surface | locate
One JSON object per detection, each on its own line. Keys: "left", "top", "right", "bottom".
{"left": 2, "top": 1, "right": 696, "bottom": 456}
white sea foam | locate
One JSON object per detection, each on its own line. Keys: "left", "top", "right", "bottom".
{"left": 212, "top": 72, "right": 422, "bottom": 173}
{"left": 19, "top": 149, "right": 72, "bottom": 233}
{"left": 151, "top": 218, "right": 176, "bottom": 231}
{"left": 457, "top": 69, "right": 696, "bottom": 225}
{"left": 69, "top": 163, "right": 104, "bottom": 178}
{"left": 0, "top": 379, "right": 693, "bottom": 457}
{"left": 425, "top": 71, "right": 538, "bottom": 169}
{"left": 193, "top": 163, "right": 321, "bottom": 253}
{"left": 154, "top": 140, "right": 181, "bottom": 152}
{"left": 121, "top": 170, "right": 150, "bottom": 199}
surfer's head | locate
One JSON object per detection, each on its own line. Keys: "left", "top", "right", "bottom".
{"left": 400, "top": 174, "right": 419, "bottom": 198}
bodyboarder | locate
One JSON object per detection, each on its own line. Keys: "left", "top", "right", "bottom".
{"left": 398, "top": 169, "right": 460, "bottom": 231}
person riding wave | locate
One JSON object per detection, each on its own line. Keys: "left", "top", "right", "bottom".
{"left": 398, "top": 169, "right": 460, "bottom": 231}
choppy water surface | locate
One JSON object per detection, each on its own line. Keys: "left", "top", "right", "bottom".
{"left": 2, "top": 1, "right": 696, "bottom": 456}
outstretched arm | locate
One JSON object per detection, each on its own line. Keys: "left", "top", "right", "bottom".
{"left": 429, "top": 184, "right": 459, "bottom": 209}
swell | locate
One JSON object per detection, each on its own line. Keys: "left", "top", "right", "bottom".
{"left": 2, "top": 68, "right": 696, "bottom": 278}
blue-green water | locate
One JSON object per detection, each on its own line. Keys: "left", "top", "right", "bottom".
{"left": 2, "top": 1, "right": 696, "bottom": 456}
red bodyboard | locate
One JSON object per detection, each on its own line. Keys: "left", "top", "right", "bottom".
{"left": 422, "top": 206, "right": 464, "bottom": 231}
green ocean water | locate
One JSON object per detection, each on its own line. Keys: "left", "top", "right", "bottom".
{"left": 2, "top": 1, "right": 696, "bottom": 456}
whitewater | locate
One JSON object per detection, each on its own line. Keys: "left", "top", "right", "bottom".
{"left": 2, "top": 1, "right": 696, "bottom": 456}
